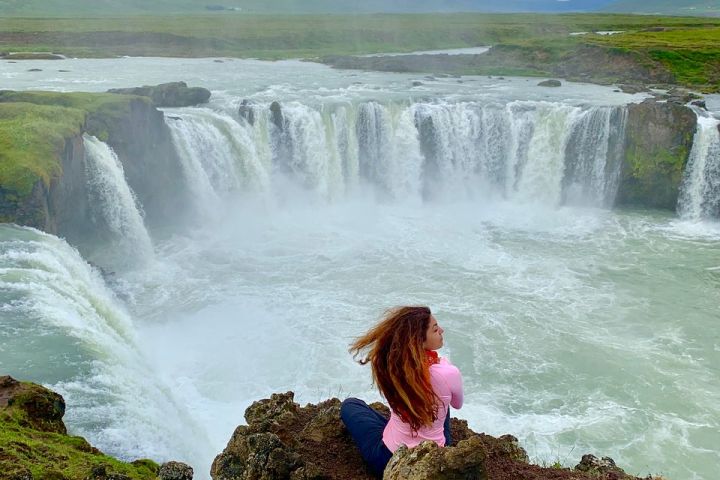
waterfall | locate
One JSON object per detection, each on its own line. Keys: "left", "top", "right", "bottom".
{"left": 164, "top": 100, "right": 628, "bottom": 208}
{"left": 0, "top": 224, "right": 211, "bottom": 466}
{"left": 563, "top": 107, "right": 628, "bottom": 207}
{"left": 165, "top": 108, "right": 271, "bottom": 216}
{"left": 83, "top": 135, "right": 153, "bottom": 266}
{"left": 678, "top": 112, "right": 720, "bottom": 220}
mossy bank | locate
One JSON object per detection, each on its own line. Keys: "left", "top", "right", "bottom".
{"left": 0, "top": 82, "right": 208, "bottom": 240}
{"left": 0, "top": 376, "right": 164, "bottom": 480}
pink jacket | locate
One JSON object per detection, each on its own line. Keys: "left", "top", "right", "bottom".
{"left": 382, "top": 356, "right": 464, "bottom": 451}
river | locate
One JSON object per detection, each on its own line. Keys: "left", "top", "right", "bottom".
{"left": 1, "top": 58, "right": 719, "bottom": 479}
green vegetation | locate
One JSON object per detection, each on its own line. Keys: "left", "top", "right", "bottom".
{"left": 0, "top": 380, "right": 159, "bottom": 480}
{"left": 588, "top": 26, "right": 720, "bottom": 88}
{"left": 0, "top": 103, "right": 84, "bottom": 197}
{"left": 0, "top": 92, "right": 142, "bottom": 196}
{"left": 0, "top": 13, "right": 716, "bottom": 58}
{"left": 0, "top": 13, "right": 718, "bottom": 90}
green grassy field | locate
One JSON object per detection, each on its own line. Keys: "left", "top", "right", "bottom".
{"left": 1, "top": 13, "right": 718, "bottom": 89}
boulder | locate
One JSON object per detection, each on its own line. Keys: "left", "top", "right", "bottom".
{"left": 269, "top": 101, "right": 284, "bottom": 131}
{"left": 538, "top": 79, "right": 562, "bottom": 87}
{"left": 0, "top": 376, "right": 178, "bottom": 480}
{"left": 575, "top": 454, "right": 636, "bottom": 479}
{"left": 107, "top": 81, "right": 211, "bottom": 107}
{"left": 238, "top": 99, "right": 256, "bottom": 126}
{"left": 212, "top": 392, "right": 655, "bottom": 480}
{"left": 0, "top": 375, "right": 66, "bottom": 434}
{"left": 618, "top": 84, "right": 646, "bottom": 94}
{"left": 384, "top": 438, "right": 487, "bottom": 480}
{"left": 159, "top": 461, "right": 194, "bottom": 480}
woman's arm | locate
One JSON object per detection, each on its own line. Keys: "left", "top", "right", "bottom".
{"left": 446, "top": 365, "right": 464, "bottom": 409}
{"left": 437, "top": 358, "right": 464, "bottom": 409}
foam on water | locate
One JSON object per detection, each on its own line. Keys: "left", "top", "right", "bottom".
{"left": 102, "top": 199, "right": 719, "bottom": 479}
{"left": 0, "top": 225, "right": 211, "bottom": 468}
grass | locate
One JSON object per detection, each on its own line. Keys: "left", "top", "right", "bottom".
{"left": 0, "top": 13, "right": 717, "bottom": 58}
{"left": 0, "top": 381, "right": 159, "bottom": 480}
{"left": 1, "top": 13, "right": 718, "bottom": 89}
{"left": 0, "top": 103, "right": 84, "bottom": 196}
{"left": 588, "top": 26, "right": 720, "bottom": 87}
{"left": 0, "top": 92, "right": 144, "bottom": 196}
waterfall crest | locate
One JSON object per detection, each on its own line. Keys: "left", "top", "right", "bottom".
{"left": 166, "top": 100, "right": 629, "bottom": 210}
{"left": 678, "top": 112, "right": 720, "bottom": 220}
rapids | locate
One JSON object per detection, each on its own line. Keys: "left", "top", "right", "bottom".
{"left": 1, "top": 58, "right": 720, "bottom": 479}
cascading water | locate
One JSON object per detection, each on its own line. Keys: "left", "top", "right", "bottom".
{"left": 83, "top": 134, "right": 153, "bottom": 267}
{"left": 563, "top": 107, "right": 628, "bottom": 207}
{"left": 678, "top": 111, "right": 720, "bottom": 220}
{"left": 165, "top": 108, "right": 271, "bottom": 217}
{"left": 0, "top": 225, "right": 212, "bottom": 467}
{"left": 169, "top": 100, "right": 629, "bottom": 209}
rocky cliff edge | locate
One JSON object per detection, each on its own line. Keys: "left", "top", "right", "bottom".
{"left": 211, "top": 391, "right": 663, "bottom": 480}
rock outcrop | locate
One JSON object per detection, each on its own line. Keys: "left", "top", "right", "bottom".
{"left": 107, "top": 82, "right": 211, "bottom": 108}
{"left": 616, "top": 98, "right": 697, "bottom": 209}
{"left": 0, "top": 375, "right": 190, "bottom": 480}
{"left": 211, "top": 391, "right": 658, "bottom": 480}
{"left": 83, "top": 95, "right": 190, "bottom": 229}
{"left": 0, "top": 89, "right": 190, "bottom": 236}
{"left": 538, "top": 79, "right": 561, "bottom": 87}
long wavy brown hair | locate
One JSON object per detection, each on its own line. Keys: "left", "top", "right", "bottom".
{"left": 350, "top": 306, "right": 439, "bottom": 431}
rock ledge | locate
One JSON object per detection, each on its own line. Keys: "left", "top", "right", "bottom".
{"left": 212, "top": 391, "right": 661, "bottom": 480}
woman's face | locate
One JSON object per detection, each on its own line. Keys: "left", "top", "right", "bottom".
{"left": 422, "top": 315, "right": 444, "bottom": 350}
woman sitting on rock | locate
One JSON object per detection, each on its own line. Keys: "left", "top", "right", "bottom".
{"left": 341, "top": 306, "right": 464, "bottom": 476}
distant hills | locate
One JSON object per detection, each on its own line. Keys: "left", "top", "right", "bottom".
{"left": 0, "top": 0, "right": 717, "bottom": 16}
{"left": 603, "top": 0, "right": 720, "bottom": 16}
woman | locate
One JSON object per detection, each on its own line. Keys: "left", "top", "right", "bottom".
{"left": 340, "top": 306, "right": 464, "bottom": 476}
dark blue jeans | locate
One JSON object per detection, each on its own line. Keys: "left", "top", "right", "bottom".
{"left": 340, "top": 397, "right": 452, "bottom": 477}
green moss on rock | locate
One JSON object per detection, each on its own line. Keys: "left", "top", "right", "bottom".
{"left": 616, "top": 99, "right": 697, "bottom": 210}
{"left": 0, "top": 376, "right": 159, "bottom": 480}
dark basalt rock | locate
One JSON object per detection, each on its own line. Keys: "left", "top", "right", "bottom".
{"left": 538, "top": 79, "right": 562, "bottom": 87}
{"left": 212, "top": 392, "right": 654, "bottom": 480}
{"left": 159, "top": 461, "right": 194, "bottom": 480}
{"left": 238, "top": 99, "right": 256, "bottom": 126}
{"left": 107, "top": 81, "right": 211, "bottom": 107}
{"left": 616, "top": 98, "right": 697, "bottom": 210}
{"left": 618, "top": 84, "right": 646, "bottom": 94}
{"left": 269, "top": 101, "right": 284, "bottom": 131}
